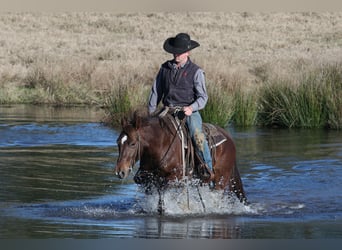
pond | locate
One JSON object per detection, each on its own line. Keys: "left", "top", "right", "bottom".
{"left": 0, "top": 105, "right": 341, "bottom": 238}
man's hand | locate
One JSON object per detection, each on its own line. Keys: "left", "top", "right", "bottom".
{"left": 183, "top": 106, "right": 193, "bottom": 116}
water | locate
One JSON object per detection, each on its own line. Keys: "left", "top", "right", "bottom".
{"left": 0, "top": 105, "right": 341, "bottom": 238}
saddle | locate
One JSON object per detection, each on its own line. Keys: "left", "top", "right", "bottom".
{"left": 158, "top": 108, "right": 227, "bottom": 179}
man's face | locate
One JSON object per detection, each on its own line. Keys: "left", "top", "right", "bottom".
{"left": 173, "top": 51, "right": 190, "bottom": 64}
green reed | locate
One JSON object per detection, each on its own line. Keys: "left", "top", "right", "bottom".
{"left": 258, "top": 63, "right": 342, "bottom": 129}
{"left": 257, "top": 80, "right": 321, "bottom": 128}
{"left": 232, "top": 88, "right": 258, "bottom": 127}
{"left": 104, "top": 83, "right": 150, "bottom": 126}
{"left": 201, "top": 83, "right": 234, "bottom": 127}
{"left": 104, "top": 85, "right": 133, "bottom": 126}
{"left": 321, "top": 63, "right": 342, "bottom": 129}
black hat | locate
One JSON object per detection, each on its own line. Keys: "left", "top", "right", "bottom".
{"left": 163, "top": 33, "right": 200, "bottom": 54}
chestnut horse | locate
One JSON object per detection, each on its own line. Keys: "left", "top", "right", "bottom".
{"left": 114, "top": 111, "right": 247, "bottom": 213}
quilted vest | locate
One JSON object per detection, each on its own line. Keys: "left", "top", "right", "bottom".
{"left": 160, "top": 59, "right": 200, "bottom": 107}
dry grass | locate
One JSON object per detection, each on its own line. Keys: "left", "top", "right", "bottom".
{"left": 1, "top": 12, "right": 342, "bottom": 108}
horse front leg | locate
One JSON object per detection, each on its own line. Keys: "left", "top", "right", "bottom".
{"left": 157, "top": 189, "right": 165, "bottom": 215}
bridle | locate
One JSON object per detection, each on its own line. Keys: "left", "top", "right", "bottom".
{"left": 117, "top": 129, "right": 141, "bottom": 174}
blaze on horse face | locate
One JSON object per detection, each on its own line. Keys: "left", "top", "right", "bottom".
{"left": 115, "top": 128, "right": 139, "bottom": 179}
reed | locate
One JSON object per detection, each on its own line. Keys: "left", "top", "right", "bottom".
{"left": 104, "top": 62, "right": 342, "bottom": 129}
{"left": 258, "top": 63, "right": 342, "bottom": 129}
{"left": 232, "top": 88, "right": 258, "bottom": 127}
{"left": 321, "top": 63, "right": 342, "bottom": 129}
{"left": 104, "top": 85, "right": 132, "bottom": 126}
{"left": 104, "top": 82, "right": 150, "bottom": 126}
{"left": 201, "top": 83, "right": 234, "bottom": 127}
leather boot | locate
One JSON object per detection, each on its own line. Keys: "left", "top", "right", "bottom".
{"left": 201, "top": 164, "right": 214, "bottom": 181}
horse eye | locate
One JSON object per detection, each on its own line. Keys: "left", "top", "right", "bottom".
{"left": 129, "top": 142, "right": 137, "bottom": 147}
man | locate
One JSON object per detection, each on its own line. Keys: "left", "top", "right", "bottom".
{"left": 148, "top": 32, "right": 214, "bottom": 181}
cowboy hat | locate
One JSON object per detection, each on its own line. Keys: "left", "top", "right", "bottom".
{"left": 163, "top": 33, "right": 200, "bottom": 54}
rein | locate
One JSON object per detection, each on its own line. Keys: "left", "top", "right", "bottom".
{"left": 159, "top": 111, "right": 188, "bottom": 173}
{"left": 124, "top": 129, "right": 141, "bottom": 173}
{"left": 134, "top": 134, "right": 141, "bottom": 167}
{"left": 159, "top": 108, "right": 192, "bottom": 210}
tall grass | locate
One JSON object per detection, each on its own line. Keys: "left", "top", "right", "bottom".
{"left": 258, "top": 80, "right": 324, "bottom": 128}
{"left": 232, "top": 88, "right": 258, "bottom": 127}
{"left": 258, "top": 63, "right": 342, "bottom": 129}
{"left": 103, "top": 62, "right": 342, "bottom": 129}
{"left": 103, "top": 82, "right": 150, "bottom": 127}
{"left": 201, "top": 83, "right": 234, "bottom": 127}
{"left": 321, "top": 64, "right": 342, "bottom": 129}
{"left": 0, "top": 56, "right": 100, "bottom": 105}
{"left": 104, "top": 85, "right": 132, "bottom": 127}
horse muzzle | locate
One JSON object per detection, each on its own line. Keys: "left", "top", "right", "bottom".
{"left": 115, "top": 165, "right": 132, "bottom": 179}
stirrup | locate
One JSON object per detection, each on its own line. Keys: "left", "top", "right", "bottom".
{"left": 200, "top": 164, "right": 214, "bottom": 181}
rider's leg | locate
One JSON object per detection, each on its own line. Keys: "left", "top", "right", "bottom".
{"left": 186, "top": 111, "right": 213, "bottom": 174}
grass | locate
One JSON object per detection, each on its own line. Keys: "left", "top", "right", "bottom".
{"left": 258, "top": 63, "right": 342, "bottom": 129}
{"left": 1, "top": 12, "right": 342, "bottom": 128}
{"left": 232, "top": 88, "right": 258, "bottom": 127}
{"left": 103, "top": 83, "right": 150, "bottom": 127}
{"left": 201, "top": 82, "right": 234, "bottom": 127}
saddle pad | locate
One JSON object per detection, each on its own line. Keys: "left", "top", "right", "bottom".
{"left": 203, "top": 123, "right": 227, "bottom": 148}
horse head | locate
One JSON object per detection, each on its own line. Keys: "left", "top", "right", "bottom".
{"left": 114, "top": 115, "right": 141, "bottom": 179}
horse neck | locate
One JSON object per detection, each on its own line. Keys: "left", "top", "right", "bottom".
{"left": 138, "top": 118, "right": 177, "bottom": 161}
{"left": 139, "top": 121, "right": 166, "bottom": 148}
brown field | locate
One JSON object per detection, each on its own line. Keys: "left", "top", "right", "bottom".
{"left": 1, "top": 12, "right": 342, "bottom": 105}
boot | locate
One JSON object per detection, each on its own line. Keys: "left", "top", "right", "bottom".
{"left": 199, "top": 164, "right": 216, "bottom": 190}
{"left": 200, "top": 164, "right": 214, "bottom": 181}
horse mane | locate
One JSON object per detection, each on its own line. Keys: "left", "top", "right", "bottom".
{"left": 121, "top": 110, "right": 148, "bottom": 134}
{"left": 123, "top": 110, "right": 175, "bottom": 135}
{"left": 131, "top": 110, "right": 149, "bottom": 127}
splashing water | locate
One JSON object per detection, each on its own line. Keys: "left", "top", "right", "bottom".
{"left": 136, "top": 183, "right": 256, "bottom": 216}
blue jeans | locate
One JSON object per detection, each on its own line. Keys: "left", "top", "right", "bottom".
{"left": 186, "top": 111, "right": 213, "bottom": 171}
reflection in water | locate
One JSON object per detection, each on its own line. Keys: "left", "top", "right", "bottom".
{"left": 1, "top": 105, "right": 342, "bottom": 238}
{"left": 0, "top": 106, "right": 119, "bottom": 204}
{"left": 0, "top": 105, "right": 102, "bottom": 124}
{"left": 0, "top": 145, "right": 118, "bottom": 203}
{"left": 134, "top": 216, "right": 242, "bottom": 239}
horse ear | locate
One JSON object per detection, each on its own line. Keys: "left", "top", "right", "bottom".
{"left": 133, "top": 111, "right": 141, "bottom": 129}
{"left": 121, "top": 117, "right": 129, "bottom": 128}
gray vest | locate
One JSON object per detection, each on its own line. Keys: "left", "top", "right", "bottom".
{"left": 160, "top": 59, "right": 200, "bottom": 107}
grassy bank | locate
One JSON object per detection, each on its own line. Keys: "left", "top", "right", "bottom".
{"left": 1, "top": 12, "right": 342, "bottom": 128}
{"left": 258, "top": 62, "right": 342, "bottom": 129}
